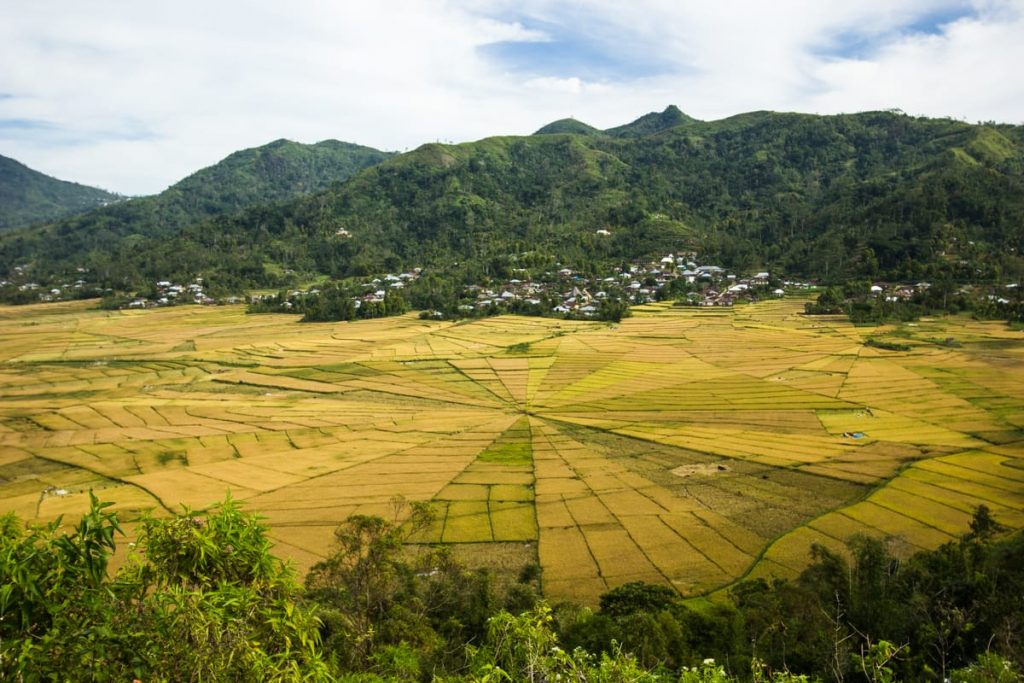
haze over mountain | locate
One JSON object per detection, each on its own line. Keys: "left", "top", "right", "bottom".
{"left": 0, "top": 154, "right": 122, "bottom": 232}
{"left": 1, "top": 107, "right": 1022, "bottom": 296}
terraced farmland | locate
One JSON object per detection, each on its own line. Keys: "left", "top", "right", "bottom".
{"left": 1, "top": 298, "right": 1022, "bottom": 603}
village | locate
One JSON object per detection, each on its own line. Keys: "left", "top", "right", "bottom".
{"left": 448, "top": 252, "right": 792, "bottom": 318}
{"left": 4, "top": 254, "right": 1016, "bottom": 322}
{"left": 239, "top": 251, "right": 808, "bottom": 322}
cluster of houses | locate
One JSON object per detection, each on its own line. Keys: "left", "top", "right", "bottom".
{"left": 7, "top": 279, "right": 95, "bottom": 303}
{"left": 258, "top": 269, "right": 423, "bottom": 311}
{"left": 860, "top": 281, "right": 1014, "bottom": 303}
{"left": 682, "top": 270, "right": 787, "bottom": 307}
{"left": 870, "top": 283, "right": 921, "bottom": 301}
{"left": 354, "top": 270, "right": 421, "bottom": 306}
{"left": 131, "top": 279, "right": 216, "bottom": 308}
{"left": 454, "top": 253, "right": 791, "bottom": 316}
{"left": 0, "top": 265, "right": 98, "bottom": 303}
{"left": 121, "top": 278, "right": 248, "bottom": 309}
{"left": 9, "top": 250, "right": 1016, "bottom": 317}
{"left": 988, "top": 282, "right": 1018, "bottom": 306}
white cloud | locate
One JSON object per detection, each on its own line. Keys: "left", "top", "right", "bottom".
{"left": 0, "top": 1, "right": 1020, "bottom": 194}
{"left": 807, "top": 6, "right": 1024, "bottom": 120}
{"left": 524, "top": 76, "right": 612, "bottom": 95}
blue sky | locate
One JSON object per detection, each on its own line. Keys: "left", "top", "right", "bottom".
{"left": 479, "top": 12, "right": 681, "bottom": 81}
{"left": 815, "top": 4, "right": 978, "bottom": 59}
{"left": 0, "top": 0, "right": 1021, "bottom": 195}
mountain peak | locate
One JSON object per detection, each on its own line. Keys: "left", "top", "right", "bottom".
{"left": 534, "top": 118, "right": 604, "bottom": 136}
{"left": 604, "top": 105, "right": 698, "bottom": 138}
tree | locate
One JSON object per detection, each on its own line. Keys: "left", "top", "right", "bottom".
{"left": 304, "top": 501, "right": 438, "bottom": 670}
{"left": 968, "top": 505, "right": 1004, "bottom": 542}
{"left": 0, "top": 494, "right": 329, "bottom": 681}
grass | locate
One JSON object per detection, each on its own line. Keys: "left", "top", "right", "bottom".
{"left": 0, "top": 299, "right": 1021, "bottom": 601}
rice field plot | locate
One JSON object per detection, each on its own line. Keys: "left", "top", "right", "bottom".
{"left": 413, "top": 415, "right": 537, "bottom": 545}
{"left": 532, "top": 419, "right": 767, "bottom": 600}
{"left": 748, "top": 444, "right": 1024, "bottom": 582}
{"left": 553, "top": 421, "right": 865, "bottom": 544}
{"left": 1, "top": 298, "right": 1022, "bottom": 604}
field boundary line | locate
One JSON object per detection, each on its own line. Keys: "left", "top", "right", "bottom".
{"left": 690, "top": 510, "right": 755, "bottom": 560}
{"left": 831, "top": 509, "right": 933, "bottom": 551}
{"left": 544, "top": 419, "right": 674, "bottom": 587}
{"left": 28, "top": 450, "right": 175, "bottom": 514}
{"left": 444, "top": 360, "right": 519, "bottom": 409}
{"left": 890, "top": 475, "right": 1017, "bottom": 513}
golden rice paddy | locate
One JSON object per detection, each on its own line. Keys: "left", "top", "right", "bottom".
{"left": 1, "top": 297, "right": 1022, "bottom": 604}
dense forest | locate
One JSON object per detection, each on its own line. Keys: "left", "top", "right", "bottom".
{"left": 2, "top": 495, "right": 1021, "bottom": 681}
{"left": 0, "top": 153, "right": 121, "bottom": 231}
{"left": 1, "top": 107, "right": 1022, "bottom": 303}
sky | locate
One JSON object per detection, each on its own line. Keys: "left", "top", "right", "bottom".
{"left": 1, "top": 0, "right": 1022, "bottom": 195}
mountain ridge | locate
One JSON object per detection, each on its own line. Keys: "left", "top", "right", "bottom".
{"left": 1, "top": 108, "right": 1022, "bottom": 298}
{"left": 533, "top": 105, "right": 700, "bottom": 138}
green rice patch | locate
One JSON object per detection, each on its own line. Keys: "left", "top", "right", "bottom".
{"left": 477, "top": 416, "right": 533, "bottom": 465}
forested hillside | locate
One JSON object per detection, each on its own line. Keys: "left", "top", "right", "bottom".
{"left": 0, "top": 139, "right": 393, "bottom": 285}
{"left": 0, "top": 153, "right": 121, "bottom": 231}
{"left": 2, "top": 109, "right": 1022, "bottom": 296}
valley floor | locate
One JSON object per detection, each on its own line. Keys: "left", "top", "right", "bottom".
{"left": 1, "top": 298, "right": 1022, "bottom": 603}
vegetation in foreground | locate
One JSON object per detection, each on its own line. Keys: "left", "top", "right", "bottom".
{"left": 2, "top": 496, "right": 1022, "bottom": 682}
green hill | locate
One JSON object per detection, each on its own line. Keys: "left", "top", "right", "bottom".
{"left": 2, "top": 109, "right": 1023, "bottom": 294}
{"left": 0, "top": 139, "right": 393, "bottom": 279}
{"left": 534, "top": 118, "right": 605, "bottom": 136}
{"left": 161, "top": 138, "right": 394, "bottom": 215}
{"left": 0, "top": 154, "right": 122, "bottom": 231}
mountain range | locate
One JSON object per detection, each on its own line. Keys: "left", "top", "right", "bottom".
{"left": 1, "top": 107, "right": 1022, "bottom": 297}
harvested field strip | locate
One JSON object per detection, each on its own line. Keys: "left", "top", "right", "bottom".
{"left": 594, "top": 425, "right": 854, "bottom": 465}
{"left": 370, "top": 360, "right": 512, "bottom": 406}
{"left": 215, "top": 370, "right": 352, "bottom": 394}
{"left": 747, "top": 480, "right": 971, "bottom": 586}
{"left": 761, "top": 526, "right": 850, "bottom": 573}
{"left": 817, "top": 408, "right": 984, "bottom": 447}
{"left": 807, "top": 512, "right": 879, "bottom": 543}
{"left": 425, "top": 416, "right": 536, "bottom": 543}
{"left": 869, "top": 487, "right": 972, "bottom": 536}
{"left": 448, "top": 359, "right": 520, "bottom": 405}
{"left": 898, "top": 469, "right": 1024, "bottom": 512}
{"left": 919, "top": 452, "right": 1024, "bottom": 485}
{"left": 551, "top": 409, "right": 830, "bottom": 433}
{"left": 836, "top": 503, "right": 952, "bottom": 548}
